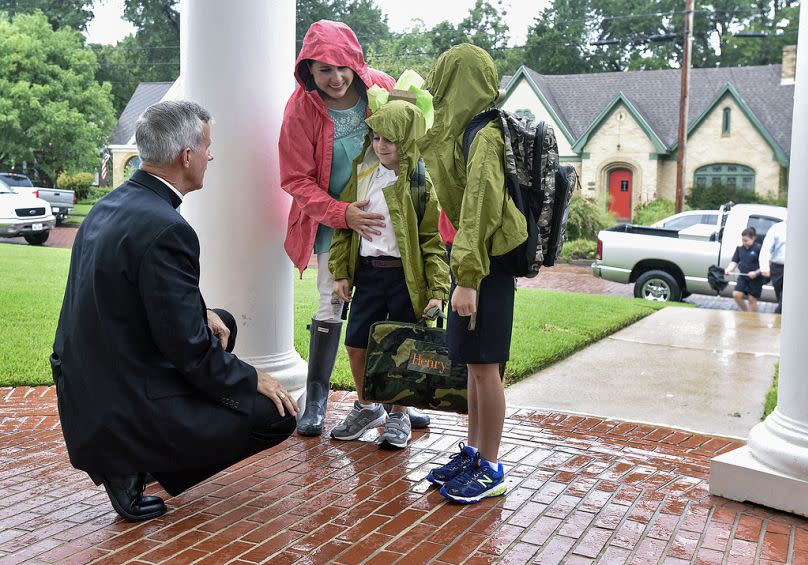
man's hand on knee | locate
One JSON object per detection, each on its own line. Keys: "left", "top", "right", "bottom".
{"left": 257, "top": 371, "right": 298, "bottom": 418}
{"left": 206, "top": 309, "right": 230, "bottom": 350}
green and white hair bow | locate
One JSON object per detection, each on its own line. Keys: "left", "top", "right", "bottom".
{"left": 367, "top": 69, "right": 434, "bottom": 130}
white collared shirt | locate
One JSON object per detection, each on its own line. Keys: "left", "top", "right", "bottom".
{"left": 145, "top": 171, "right": 184, "bottom": 203}
{"left": 760, "top": 220, "right": 787, "bottom": 266}
{"left": 359, "top": 164, "right": 400, "bottom": 258}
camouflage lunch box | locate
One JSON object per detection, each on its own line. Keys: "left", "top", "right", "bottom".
{"left": 363, "top": 320, "right": 468, "bottom": 414}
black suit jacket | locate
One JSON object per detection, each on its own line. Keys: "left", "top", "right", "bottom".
{"left": 51, "top": 169, "right": 258, "bottom": 474}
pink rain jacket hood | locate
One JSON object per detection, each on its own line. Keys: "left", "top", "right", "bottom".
{"left": 279, "top": 20, "right": 395, "bottom": 273}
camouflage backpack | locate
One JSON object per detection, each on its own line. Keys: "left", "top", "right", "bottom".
{"left": 463, "top": 109, "right": 577, "bottom": 277}
{"left": 363, "top": 317, "right": 468, "bottom": 414}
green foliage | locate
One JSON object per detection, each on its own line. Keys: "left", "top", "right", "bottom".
{"left": 686, "top": 183, "right": 786, "bottom": 209}
{"left": 0, "top": 12, "right": 116, "bottom": 186}
{"left": 633, "top": 199, "right": 677, "bottom": 226}
{"left": 366, "top": 23, "right": 435, "bottom": 78}
{"left": 764, "top": 363, "right": 778, "bottom": 419}
{"left": 558, "top": 239, "right": 597, "bottom": 262}
{"left": 566, "top": 194, "right": 617, "bottom": 241}
{"left": 523, "top": 0, "right": 800, "bottom": 73}
{"left": 56, "top": 171, "right": 94, "bottom": 199}
{"left": 296, "top": 0, "right": 390, "bottom": 55}
{"left": 0, "top": 246, "right": 672, "bottom": 388}
{"left": 1, "top": 0, "right": 94, "bottom": 31}
{"left": 89, "top": 1, "right": 180, "bottom": 116}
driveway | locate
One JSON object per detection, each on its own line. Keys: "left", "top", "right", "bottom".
{"left": 1, "top": 226, "right": 77, "bottom": 249}
{"left": 506, "top": 307, "right": 781, "bottom": 438}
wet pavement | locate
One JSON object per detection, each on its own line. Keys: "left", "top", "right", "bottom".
{"left": 506, "top": 308, "right": 781, "bottom": 439}
{"left": 1, "top": 387, "right": 807, "bottom": 564}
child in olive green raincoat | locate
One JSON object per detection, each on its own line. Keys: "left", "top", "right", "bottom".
{"left": 328, "top": 99, "right": 450, "bottom": 449}
{"left": 421, "top": 44, "right": 529, "bottom": 504}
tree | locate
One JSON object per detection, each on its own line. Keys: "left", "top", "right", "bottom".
{"left": 1, "top": 0, "right": 94, "bottom": 31}
{"left": 523, "top": 0, "right": 595, "bottom": 75}
{"left": 0, "top": 12, "right": 115, "bottom": 185}
{"left": 296, "top": 0, "right": 390, "bottom": 54}
{"left": 366, "top": 21, "right": 435, "bottom": 78}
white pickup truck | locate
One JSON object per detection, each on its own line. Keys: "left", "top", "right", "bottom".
{"left": 592, "top": 203, "right": 787, "bottom": 302}
{"left": 0, "top": 173, "right": 75, "bottom": 224}
{"left": 0, "top": 178, "right": 56, "bottom": 245}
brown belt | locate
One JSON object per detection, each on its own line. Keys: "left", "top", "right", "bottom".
{"left": 359, "top": 256, "right": 403, "bottom": 269}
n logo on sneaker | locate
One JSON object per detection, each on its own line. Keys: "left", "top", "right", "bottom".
{"left": 477, "top": 475, "right": 494, "bottom": 487}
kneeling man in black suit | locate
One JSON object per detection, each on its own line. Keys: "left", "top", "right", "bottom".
{"left": 51, "top": 100, "right": 298, "bottom": 521}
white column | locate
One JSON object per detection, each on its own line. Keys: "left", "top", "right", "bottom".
{"left": 179, "top": 0, "right": 307, "bottom": 396}
{"left": 710, "top": 5, "right": 808, "bottom": 516}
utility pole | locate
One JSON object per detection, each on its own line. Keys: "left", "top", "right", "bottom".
{"left": 675, "top": 0, "right": 694, "bottom": 213}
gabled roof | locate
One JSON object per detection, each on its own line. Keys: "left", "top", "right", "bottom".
{"left": 109, "top": 82, "right": 175, "bottom": 145}
{"left": 510, "top": 64, "right": 794, "bottom": 160}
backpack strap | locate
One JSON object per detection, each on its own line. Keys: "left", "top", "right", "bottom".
{"left": 410, "top": 157, "right": 427, "bottom": 223}
{"left": 462, "top": 108, "right": 501, "bottom": 162}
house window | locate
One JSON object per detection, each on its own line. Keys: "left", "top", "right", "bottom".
{"left": 514, "top": 108, "right": 536, "bottom": 122}
{"left": 722, "top": 107, "right": 731, "bottom": 136}
{"left": 694, "top": 163, "right": 755, "bottom": 192}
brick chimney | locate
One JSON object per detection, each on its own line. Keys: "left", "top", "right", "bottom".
{"left": 781, "top": 45, "right": 796, "bottom": 85}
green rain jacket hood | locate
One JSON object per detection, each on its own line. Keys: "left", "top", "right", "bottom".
{"left": 419, "top": 44, "right": 527, "bottom": 289}
{"left": 329, "top": 100, "right": 450, "bottom": 317}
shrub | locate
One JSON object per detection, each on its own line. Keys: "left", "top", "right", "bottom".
{"left": 633, "top": 199, "right": 678, "bottom": 226}
{"left": 686, "top": 182, "right": 787, "bottom": 209}
{"left": 559, "top": 238, "right": 597, "bottom": 262}
{"left": 84, "top": 187, "right": 112, "bottom": 204}
{"left": 566, "top": 194, "right": 617, "bottom": 241}
{"left": 56, "top": 171, "right": 94, "bottom": 200}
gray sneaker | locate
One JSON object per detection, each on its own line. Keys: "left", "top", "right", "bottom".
{"left": 330, "top": 401, "right": 387, "bottom": 441}
{"left": 378, "top": 412, "right": 411, "bottom": 449}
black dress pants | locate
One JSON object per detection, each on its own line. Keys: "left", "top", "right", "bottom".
{"left": 771, "top": 263, "right": 784, "bottom": 314}
{"left": 151, "top": 309, "right": 296, "bottom": 496}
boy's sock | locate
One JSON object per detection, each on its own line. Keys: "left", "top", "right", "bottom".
{"left": 358, "top": 401, "right": 379, "bottom": 410}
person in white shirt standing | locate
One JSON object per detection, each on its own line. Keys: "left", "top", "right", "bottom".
{"left": 760, "top": 220, "right": 787, "bottom": 313}
{"left": 329, "top": 99, "right": 449, "bottom": 449}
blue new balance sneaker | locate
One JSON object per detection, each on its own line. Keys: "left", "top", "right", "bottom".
{"left": 426, "top": 443, "right": 476, "bottom": 487}
{"left": 439, "top": 453, "right": 506, "bottom": 504}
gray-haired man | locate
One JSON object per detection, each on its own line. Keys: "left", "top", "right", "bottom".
{"left": 51, "top": 100, "right": 297, "bottom": 521}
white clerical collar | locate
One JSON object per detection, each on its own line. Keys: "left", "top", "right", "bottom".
{"left": 146, "top": 172, "right": 184, "bottom": 203}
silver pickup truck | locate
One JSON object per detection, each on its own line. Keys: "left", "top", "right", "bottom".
{"left": 592, "top": 203, "right": 787, "bottom": 302}
{"left": 0, "top": 173, "right": 75, "bottom": 224}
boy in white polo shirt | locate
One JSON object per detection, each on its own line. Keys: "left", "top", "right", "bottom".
{"left": 328, "top": 98, "right": 449, "bottom": 449}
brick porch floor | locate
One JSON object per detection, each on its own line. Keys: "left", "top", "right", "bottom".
{"left": 1, "top": 387, "right": 807, "bottom": 564}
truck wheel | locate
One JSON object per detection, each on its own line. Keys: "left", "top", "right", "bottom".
{"left": 24, "top": 231, "right": 50, "bottom": 246}
{"left": 634, "top": 270, "right": 681, "bottom": 302}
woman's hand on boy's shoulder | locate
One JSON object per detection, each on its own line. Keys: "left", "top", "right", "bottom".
{"left": 333, "top": 279, "right": 352, "bottom": 302}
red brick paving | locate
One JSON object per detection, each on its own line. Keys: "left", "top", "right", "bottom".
{"left": 2, "top": 386, "right": 808, "bottom": 564}
{"left": 1, "top": 227, "right": 77, "bottom": 249}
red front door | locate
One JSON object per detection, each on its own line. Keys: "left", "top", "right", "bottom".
{"left": 608, "top": 168, "right": 633, "bottom": 221}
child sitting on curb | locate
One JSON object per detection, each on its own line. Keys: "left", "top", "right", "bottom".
{"left": 329, "top": 91, "right": 449, "bottom": 449}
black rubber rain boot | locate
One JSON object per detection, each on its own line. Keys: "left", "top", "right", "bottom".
{"left": 296, "top": 318, "right": 343, "bottom": 436}
{"left": 383, "top": 404, "right": 431, "bottom": 429}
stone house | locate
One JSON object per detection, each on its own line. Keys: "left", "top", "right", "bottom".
{"left": 499, "top": 47, "right": 796, "bottom": 220}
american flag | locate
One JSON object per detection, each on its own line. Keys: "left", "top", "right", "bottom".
{"left": 100, "top": 148, "right": 110, "bottom": 181}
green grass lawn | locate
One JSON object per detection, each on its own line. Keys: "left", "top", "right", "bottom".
{"left": 0, "top": 244, "right": 674, "bottom": 389}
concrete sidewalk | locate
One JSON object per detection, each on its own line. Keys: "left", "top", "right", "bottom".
{"left": 506, "top": 308, "right": 781, "bottom": 438}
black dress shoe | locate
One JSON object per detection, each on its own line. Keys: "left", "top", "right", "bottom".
{"left": 99, "top": 473, "right": 166, "bottom": 521}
